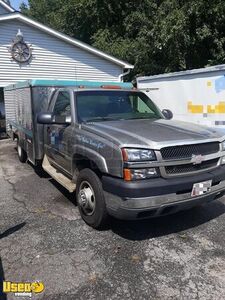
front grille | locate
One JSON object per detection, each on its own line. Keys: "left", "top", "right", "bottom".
{"left": 161, "top": 142, "right": 219, "bottom": 160}
{"left": 165, "top": 158, "right": 219, "bottom": 174}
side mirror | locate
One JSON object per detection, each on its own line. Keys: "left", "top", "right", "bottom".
{"left": 37, "top": 112, "right": 53, "bottom": 124}
{"left": 37, "top": 113, "right": 71, "bottom": 125}
{"left": 54, "top": 115, "right": 71, "bottom": 125}
{"left": 162, "top": 109, "right": 173, "bottom": 120}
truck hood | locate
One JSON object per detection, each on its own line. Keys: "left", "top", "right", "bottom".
{"left": 82, "top": 119, "right": 225, "bottom": 149}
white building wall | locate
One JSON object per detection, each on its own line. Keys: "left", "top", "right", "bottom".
{"left": 0, "top": 19, "right": 123, "bottom": 87}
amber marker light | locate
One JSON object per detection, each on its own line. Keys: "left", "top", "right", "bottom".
{"left": 123, "top": 168, "right": 132, "bottom": 181}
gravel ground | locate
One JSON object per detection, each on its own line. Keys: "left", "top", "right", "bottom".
{"left": 0, "top": 139, "right": 225, "bottom": 300}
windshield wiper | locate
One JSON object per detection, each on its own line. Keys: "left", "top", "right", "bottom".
{"left": 126, "top": 116, "right": 159, "bottom": 120}
{"left": 85, "top": 117, "right": 119, "bottom": 122}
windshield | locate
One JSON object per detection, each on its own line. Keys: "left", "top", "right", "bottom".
{"left": 76, "top": 90, "right": 164, "bottom": 123}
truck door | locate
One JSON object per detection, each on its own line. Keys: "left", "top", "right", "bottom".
{"left": 45, "top": 90, "right": 73, "bottom": 175}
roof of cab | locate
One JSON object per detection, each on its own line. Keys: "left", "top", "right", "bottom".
{"left": 4, "top": 79, "right": 133, "bottom": 91}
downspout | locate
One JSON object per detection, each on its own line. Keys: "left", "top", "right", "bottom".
{"left": 118, "top": 69, "right": 131, "bottom": 82}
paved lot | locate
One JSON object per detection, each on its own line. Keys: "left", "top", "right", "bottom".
{"left": 0, "top": 139, "right": 225, "bottom": 300}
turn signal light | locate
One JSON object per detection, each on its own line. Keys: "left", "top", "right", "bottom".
{"left": 123, "top": 168, "right": 159, "bottom": 181}
{"left": 123, "top": 169, "right": 132, "bottom": 181}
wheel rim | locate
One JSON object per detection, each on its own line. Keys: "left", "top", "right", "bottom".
{"left": 18, "top": 144, "right": 22, "bottom": 157}
{"left": 78, "top": 181, "right": 96, "bottom": 216}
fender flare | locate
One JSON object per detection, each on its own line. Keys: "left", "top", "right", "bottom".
{"left": 72, "top": 145, "right": 108, "bottom": 174}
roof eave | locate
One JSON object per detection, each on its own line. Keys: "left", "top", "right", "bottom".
{"left": 0, "top": 0, "right": 15, "bottom": 12}
{"left": 0, "top": 12, "right": 134, "bottom": 69}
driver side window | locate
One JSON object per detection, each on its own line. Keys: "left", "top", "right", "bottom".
{"left": 53, "top": 91, "right": 71, "bottom": 116}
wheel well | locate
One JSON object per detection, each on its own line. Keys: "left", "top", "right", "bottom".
{"left": 73, "top": 154, "right": 102, "bottom": 178}
{"left": 13, "top": 132, "right": 18, "bottom": 141}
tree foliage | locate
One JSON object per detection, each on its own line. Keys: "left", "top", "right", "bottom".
{"left": 21, "top": 0, "right": 225, "bottom": 79}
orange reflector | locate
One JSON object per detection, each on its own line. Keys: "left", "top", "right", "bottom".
{"left": 101, "top": 85, "right": 122, "bottom": 89}
{"left": 123, "top": 169, "right": 132, "bottom": 181}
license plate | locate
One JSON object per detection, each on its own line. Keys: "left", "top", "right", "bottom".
{"left": 191, "top": 180, "right": 212, "bottom": 197}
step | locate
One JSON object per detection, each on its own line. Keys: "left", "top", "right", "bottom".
{"left": 42, "top": 155, "right": 76, "bottom": 193}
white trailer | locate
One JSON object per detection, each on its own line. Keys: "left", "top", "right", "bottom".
{"left": 137, "top": 64, "right": 225, "bottom": 132}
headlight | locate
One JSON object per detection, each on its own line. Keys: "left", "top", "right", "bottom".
{"left": 221, "top": 141, "right": 225, "bottom": 151}
{"left": 124, "top": 168, "right": 158, "bottom": 180}
{"left": 122, "top": 148, "right": 156, "bottom": 161}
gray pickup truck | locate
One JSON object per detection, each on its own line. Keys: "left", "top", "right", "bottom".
{"left": 5, "top": 80, "right": 225, "bottom": 228}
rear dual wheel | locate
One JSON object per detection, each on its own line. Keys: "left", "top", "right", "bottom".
{"left": 17, "top": 139, "right": 27, "bottom": 163}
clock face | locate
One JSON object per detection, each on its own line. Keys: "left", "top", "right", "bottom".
{"left": 11, "top": 41, "right": 32, "bottom": 63}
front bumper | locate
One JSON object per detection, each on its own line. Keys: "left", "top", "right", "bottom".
{"left": 102, "top": 166, "right": 225, "bottom": 220}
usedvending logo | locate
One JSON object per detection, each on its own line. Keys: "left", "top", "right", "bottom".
{"left": 3, "top": 281, "right": 44, "bottom": 297}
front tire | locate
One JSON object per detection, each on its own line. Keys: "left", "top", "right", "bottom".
{"left": 76, "top": 168, "right": 109, "bottom": 229}
{"left": 17, "top": 140, "right": 27, "bottom": 163}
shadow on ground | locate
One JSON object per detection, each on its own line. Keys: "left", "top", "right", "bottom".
{"left": 110, "top": 200, "right": 225, "bottom": 240}
{"left": 0, "top": 222, "right": 26, "bottom": 240}
{"left": 29, "top": 162, "right": 51, "bottom": 179}
{"left": 30, "top": 163, "right": 76, "bottom": 204}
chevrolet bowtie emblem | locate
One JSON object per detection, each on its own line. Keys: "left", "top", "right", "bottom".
{"left": 191, "top": 154, "right": 203, "bottom": 165}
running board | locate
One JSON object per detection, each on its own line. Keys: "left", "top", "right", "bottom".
{"left": 42, "top": 155, "right": 76, "bottom": 193}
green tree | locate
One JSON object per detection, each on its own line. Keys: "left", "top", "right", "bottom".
{"left": 21, "top": 0, "right": 225, "bottom": 79}
{"left": 150, "top": 0, "right": 225, "bottom": 72}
